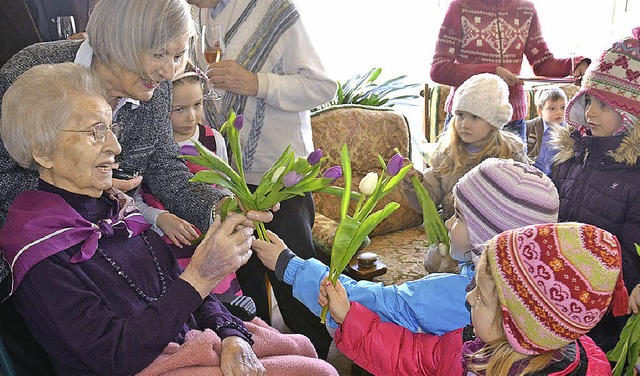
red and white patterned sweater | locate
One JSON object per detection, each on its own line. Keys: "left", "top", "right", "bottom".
{"left": 431, "top": 0, "right": 581, "bottom": 121}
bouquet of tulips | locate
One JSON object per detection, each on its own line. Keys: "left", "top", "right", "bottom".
{"left": 607, "top": 243, "right": 640, "bottom": 376}
{"left": 183, "top": 110, "right": 344, "bottom": 241}
{"left": 320, "top": 144, "right": 412, "bottom": 323}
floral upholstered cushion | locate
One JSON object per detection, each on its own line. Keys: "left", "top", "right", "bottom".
{"left": 311, "top": 213, "right": 338, "bottom": 261}
{"left": 310, "top": 105, "right": 422, "bottom": 237}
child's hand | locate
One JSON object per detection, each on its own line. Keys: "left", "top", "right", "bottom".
{"left": 629, "top": 284, "right": 640, "bottom": 314}
{"left": 251, "top": 230, "right": 287, "bottom": 271}
{"left": 156, "top": 212, "right": 199, "bottom": 248}
{"left": 318, "top": 277, "right": 350, "bottom": 324}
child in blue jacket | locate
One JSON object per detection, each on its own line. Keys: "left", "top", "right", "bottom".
{"left": 252, "top": 158, "right": 559, "bottom": 334}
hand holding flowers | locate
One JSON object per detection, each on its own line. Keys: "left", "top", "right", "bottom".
{"left": 409, "top": 173, "right": 449, "bottom": 256}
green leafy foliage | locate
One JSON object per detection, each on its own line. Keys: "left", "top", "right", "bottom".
{"left": 183, "top": 109, "right": 345, "bottom": 242}
{"left": 607, "top": 243, "right": 640, "bottom": 376}
{"left": 313, "top": 67, "right": 420, "bottom": 111}
{"left": 608, "top": 313, "right": 640, "bottom": 376}
{"left": 410, "top": 175, "right": 450, "bottom": 250}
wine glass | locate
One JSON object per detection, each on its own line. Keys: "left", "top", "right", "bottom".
{"left": 56, "top": 16, "right": 76, "bottom": 40}
{"left": 201, "top": 24, "right": 226, "bottom": 101}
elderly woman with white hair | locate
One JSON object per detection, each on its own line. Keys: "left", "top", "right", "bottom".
{"left": 0, "top": 1, "right": 233, "bottom": 372}
{"left": 0, "top": 62, "right": 269, "bottom": 375}
{"left": 0, "top": 62, "right": 339, "bottom": 376}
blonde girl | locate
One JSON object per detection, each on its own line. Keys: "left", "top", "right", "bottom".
{"left": 404, "top": 73, "right": 527, "bottom": 273}
{"left": 406, "top": 73, "right": 527, "bottom": 224}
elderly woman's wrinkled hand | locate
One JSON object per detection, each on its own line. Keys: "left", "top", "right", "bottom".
{"left": 220, "top": 336, "right": 266, "bottom": 376}
{"left": 181, "top": 214, "right": 255, "bottom": 298}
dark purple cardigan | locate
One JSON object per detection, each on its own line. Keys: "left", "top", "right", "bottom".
{"left": 11, "top": 181, "right": 249, "bottom": 375}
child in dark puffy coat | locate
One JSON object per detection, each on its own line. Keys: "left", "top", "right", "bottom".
{"left": 550, "top": 27, "right": 640, "bottom": 352}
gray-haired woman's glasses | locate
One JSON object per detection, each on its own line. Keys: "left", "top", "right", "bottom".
{"left": 61, "top": 123, "right": 121, "bottom": 143}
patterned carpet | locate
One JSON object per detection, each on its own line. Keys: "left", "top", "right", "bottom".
{"left": 313, "top": 214, "right": 430, "bottom": 286}
{"left": 364, "top": 226, "right": 429, "bottom": 285}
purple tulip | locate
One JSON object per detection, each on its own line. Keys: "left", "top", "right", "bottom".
{"left": 180, "top": 144, "right": 199, "bottom": 157}
{"left": 282, "top": 171, "right": 303, "bottom": 187}
{"left": 233, "top": 114, "right": 244, "bottom": 130}
{"left": 387, "top": 153, "right": 404, "bottom": 176}
{"left": 307, "top": 149, "right": 323, "bottom": 165}
{"left": 322, "top": 166, "right": 342, "bottom": 182}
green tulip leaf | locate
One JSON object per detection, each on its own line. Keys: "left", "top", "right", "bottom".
{"left": 339, "top": 145, "right": 352, "bottom": 221}
{"left": 608, "top": 313, "right": 640, "bottom": 376}
{"left": 382, "top": 164, "right": 412, "bottom": 194}
{"left": 254, "top": 146, "right": 295, "bottom": 199}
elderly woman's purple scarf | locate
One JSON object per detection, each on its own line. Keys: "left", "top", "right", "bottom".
{"left": 0, "top": 189, "right": 150, "bottom": 296}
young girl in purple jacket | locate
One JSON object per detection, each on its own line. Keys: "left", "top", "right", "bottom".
{"left": 320, "top": 222, "right": 628, "bottom": 375}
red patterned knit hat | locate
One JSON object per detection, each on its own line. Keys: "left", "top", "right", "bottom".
{"left": 566, "top": 27, "right": 640, "bottom": 135}
{"left": 486, "top": 222, "right": 628, "bottom": 355}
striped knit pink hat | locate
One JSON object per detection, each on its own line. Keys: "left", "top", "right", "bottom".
{"left": 566, "top": 27, "right": 640, "bottom": 135}
{"left": 452, "top": 158, "right": 559, "bottom": 263}
{"left": 487, "top": 222, "right": 628, "bottom": 355}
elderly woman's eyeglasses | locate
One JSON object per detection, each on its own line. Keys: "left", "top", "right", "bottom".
{"left": 61, "top": 123, "right": 121, "bottom": 143}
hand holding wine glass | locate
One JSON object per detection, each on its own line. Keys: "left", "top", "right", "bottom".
{"left": 201, "top": 24, "right": 226, "bottom": 101}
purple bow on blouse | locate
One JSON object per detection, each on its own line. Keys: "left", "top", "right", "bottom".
{"left": 0, "top": 189, "right": 150, "bottom": 296}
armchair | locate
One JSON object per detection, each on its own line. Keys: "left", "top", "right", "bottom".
{"left": 310, "top": 105, "right": 429, "bottom": 285}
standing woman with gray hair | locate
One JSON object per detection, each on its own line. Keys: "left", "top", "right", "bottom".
{"left": 0, "top": 0, "right": 243, "bottom": 373}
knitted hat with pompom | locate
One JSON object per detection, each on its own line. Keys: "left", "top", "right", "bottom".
{"left": 486, "top": 222, "right": 628, "bottom": 355}
{"left": 452, "top": 158, "right": 558, "bottom": 263}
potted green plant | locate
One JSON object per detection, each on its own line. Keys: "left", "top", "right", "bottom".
{"left": 313, "top": 67, "right": 420, "bottom": 111}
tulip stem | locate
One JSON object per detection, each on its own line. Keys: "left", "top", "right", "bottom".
{"left": 320, "top": 305, "right": 329, "bottom": 324}
{"left": 255, "top": 222, "right": 269, "bottom": 242}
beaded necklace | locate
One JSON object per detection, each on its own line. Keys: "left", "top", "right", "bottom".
{"left": 97, "top": 232, "right": 167, "bottom": 302}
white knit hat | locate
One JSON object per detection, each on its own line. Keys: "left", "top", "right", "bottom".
{"left": 452, "top": 73, "right": 513, "bottom": 129}
{"left": 452, "top": 158, "right": 559, "bottom": 263}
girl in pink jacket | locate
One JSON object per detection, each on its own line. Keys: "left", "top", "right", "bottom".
{"left": 320, "top": 222, "right": 628, "bottom": 375}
